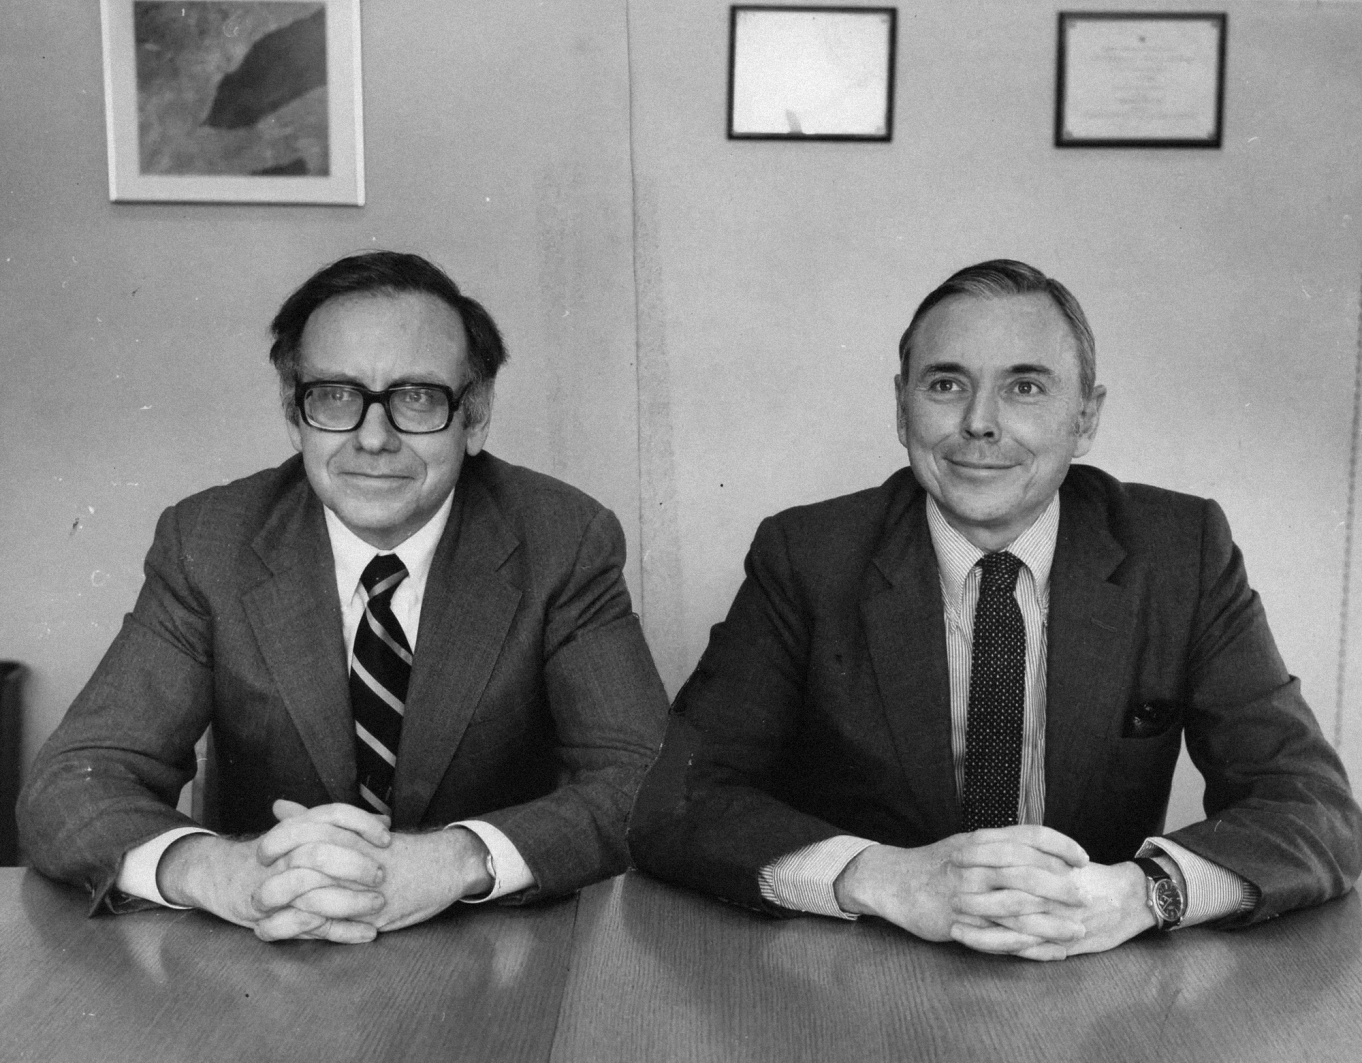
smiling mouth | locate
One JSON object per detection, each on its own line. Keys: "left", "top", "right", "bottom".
{"left": 342, "top": 471, "right": 411, "bottom": 485}
{"left": 947, "top": 459, "right": 1016, "bottom": 471}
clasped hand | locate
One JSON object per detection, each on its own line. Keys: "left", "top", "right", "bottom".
{"left": 833, "top": 826, "right": 1154, "bottom": 961}
{"left": 160, "top": 800, "right": 493, "bottom": 944}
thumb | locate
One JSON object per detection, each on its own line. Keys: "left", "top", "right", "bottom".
{"left": 272, "top": 798, "right": 310, "bottom": 822}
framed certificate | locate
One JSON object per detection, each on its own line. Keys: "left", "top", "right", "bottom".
{"left": 1055, "top": 12, "right": 1226, "bottom": 148}
{"left": 100, "top": 0, "right": 365, "bottom": 203}
{"left": 728, "top": 5, "right": 897, "bottom": 141}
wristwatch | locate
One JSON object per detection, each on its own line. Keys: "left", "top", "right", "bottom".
{"left": 1134, "top": 857, "right": 1184, "bottom": 930}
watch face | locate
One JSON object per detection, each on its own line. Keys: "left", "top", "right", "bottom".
{"left": 1153, "top": 879, "right": 1182, "bottom": 922}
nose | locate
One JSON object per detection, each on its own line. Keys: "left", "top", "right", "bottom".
{"left": 354, "top": 399, "right": 401, "bottom": 452}
{"left": 961, "top": 389, "right": 1000, "bottom": 440}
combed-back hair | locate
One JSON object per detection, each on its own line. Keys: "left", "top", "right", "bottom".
{"left": 269, "top": 250, "right": 506, "bottom": 424}
{"left": 897, "top": 259, "right": 1096, "bottom": 399}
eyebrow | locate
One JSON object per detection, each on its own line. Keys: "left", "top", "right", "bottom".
{"left": 917, "top": 361, "right": 1057, "bottom": 378}
{"left": 298, "top": 372, "right": 452, "bottom": 388}
{"left": 1005, "top": 363, "right": 1057, "bottom": 378}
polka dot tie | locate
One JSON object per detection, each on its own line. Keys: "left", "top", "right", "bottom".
{"left": 961, "top": 551, "right": 1025, "bottom": 831}
{"left": 350, "top": 554, "right": 411, "bottom": 817}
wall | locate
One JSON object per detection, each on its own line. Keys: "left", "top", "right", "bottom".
{"left": 3, "top": 0, "right": 1360, "bottom": 833}
{"left": 0, "top": 0, "right": 641, "bottom": 773}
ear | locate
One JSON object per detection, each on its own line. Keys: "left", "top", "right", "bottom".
{"left": 285, "top": 405, "right": 304, "bottom": 454}
{"left": 1072, "top": 384, "right": 1106, "bottom": 459}
{"left": 894, "top": 373, "right": 910, "bottom": 450}
{"left": 463, "top": 389, "right": 493, "bottom": 457}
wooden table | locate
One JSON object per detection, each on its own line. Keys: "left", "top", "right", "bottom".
{"left": 3, "top": 868, "right": 1360, "bottom": 1063}
{"left": 0, "top": 868, "right": 576, "bottom": 1062}
{"left": 557, "top": 873, "right": 1362, "bottom": 1063}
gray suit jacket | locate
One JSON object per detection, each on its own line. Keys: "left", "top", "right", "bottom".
{"left": 630, "top": 465, "right": 1361, "bottom": 923}
{"left": 20, "top": 451, "right": 668, "bottom": 910}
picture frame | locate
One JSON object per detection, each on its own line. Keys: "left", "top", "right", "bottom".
{"left": 99, "top": 0, "right": 365, "bottom": 204}
{"left": 728, "top": 5, "right": 897, "bottom": 141}
{"left": 1055, "top": 12, "right": 1226, "bottom": 148}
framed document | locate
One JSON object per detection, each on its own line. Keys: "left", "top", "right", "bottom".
{"left": 100, "top": 0, "right": 365, "bottom": 203}
{"left": 1055, "top": 12, "right": 1226, "bottom": 148}
{"left": 728, "top": 5, "right": 897, "bottom": 141}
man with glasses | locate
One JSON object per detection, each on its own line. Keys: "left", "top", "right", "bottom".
{"left": 20, "top": 251, "right": 668, "bottom": 942}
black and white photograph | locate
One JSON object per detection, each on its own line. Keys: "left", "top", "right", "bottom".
{"left": 3, "top": 2, "right": 1361, "bottom": 1061}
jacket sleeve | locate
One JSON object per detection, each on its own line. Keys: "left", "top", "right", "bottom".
{"left": 628, "top": 517, "right": 848, "bottom": 913}
{"left": 17, "top": 504, "right": 213, "bottom": 913}
{"left": 1166, "top": 499, "right": 1362, "bottom": 923}
{"left": 476, "top": 506, "right": 669, "bottom": 902}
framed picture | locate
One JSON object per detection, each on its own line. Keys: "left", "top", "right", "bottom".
{"left": 99, "top": 0, "right": 364, "bottom": 203}
{"left": 728, "top": 5, "right": 896, "bottom": 141}
{"left": 1055, "top": 12, "right": 1227, "bottom": 148}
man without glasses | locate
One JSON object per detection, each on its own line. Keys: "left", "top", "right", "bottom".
{"left": 20, "top": 250, "right": 668, "bottom": 942}
{"left": 630, "top": 259, "right": 1360, "bottom": 959}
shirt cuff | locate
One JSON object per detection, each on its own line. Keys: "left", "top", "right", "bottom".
{"left": 758, "top": 836, "right": 878, "bottom": 919}
{"left": 448, "top": 820, "right": 535, "bottom": 902}
{"left": 1139, "top": 836, "right": 1258, "bottom": 926}
{"left": 116, "top": 827, "right": 216, "bottom": 908}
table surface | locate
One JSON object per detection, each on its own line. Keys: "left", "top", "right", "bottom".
{"left": 3, "top": 868, "right": 1360, "bottom": 1063}
{"left": 0, "top": 868, "right": 576, "bottom": 1063}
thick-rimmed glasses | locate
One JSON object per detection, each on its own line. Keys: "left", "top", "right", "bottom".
{"left": 294, "top": 380, "right": 472, "bottom": 434}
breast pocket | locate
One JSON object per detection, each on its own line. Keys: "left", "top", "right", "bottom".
{"left": 1122, "top": 698, "right": 1182, "bottom": 739}
{"left": 1108, "top": 700, "right": 1185, "bottom": 794}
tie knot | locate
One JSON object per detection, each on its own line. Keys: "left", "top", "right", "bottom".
{"left": 360, "top": 553, "right": 408, "bottom": 600}
{"left": 978, "top": 551, "right": 1022, "bottom": 593}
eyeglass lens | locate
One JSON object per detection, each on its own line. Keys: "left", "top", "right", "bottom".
{"left": 303, "top": 385, "right": 452, "bottom": 433}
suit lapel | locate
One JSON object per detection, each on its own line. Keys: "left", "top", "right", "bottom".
{"left": 242, "top": 474, "right": 356, "bottom": 804}
{"left": 1042, "top": 479, "right": 1138, "bottom": 836}
{"left": 391, "top": 469, "right": 522, "bottom": 825}
{"left": 862, "top": 482, "right": 962, "bottom": 837}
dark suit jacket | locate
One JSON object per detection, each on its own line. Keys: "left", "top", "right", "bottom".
{"left": 629, "top": 465, "right": 1361, "bottom": 924}
{"left": 19, "top": 451, "right": 668, "bottom": 911}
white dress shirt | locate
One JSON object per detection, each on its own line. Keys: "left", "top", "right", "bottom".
{"left": 758, "top": 493, "right": 1252, "bottom": 926}
{"left": 116, "top": 489, "right": 534, "bottom": 907}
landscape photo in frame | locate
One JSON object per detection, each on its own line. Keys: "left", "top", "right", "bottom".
{"left": 100, "top": 0, "right": 365, "bottom": 202}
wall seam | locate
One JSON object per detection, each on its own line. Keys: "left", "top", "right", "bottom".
{"left": 1334, "top": 253, "right": 1362, "bottom": 748}
{"left": 623, "top": 0, "right": 648, "bottom": 625}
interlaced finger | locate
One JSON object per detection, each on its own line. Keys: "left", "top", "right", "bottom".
{"left": 269, "top": 801, "right": 392, "bottom": 845}
{"left": 268, "top": 840, "right": 386, "bottom": 887}
{"left": 283, "top": 884, "right": 385, "bottom": 920}
{"left": 957, "top": 827, "right": 1088, "bottom": 868}
{"left": 955, "top": 865, "right": 1083, "bottom": 905}
{"left": 303, "top": 919, "right": 379, "bottom": 944}
{"left": 985, "top": 911, "right": 1086, "bottom": 943}
{"left": 949, "top": 922, "right": 1052, "bottom": 956}
{"left": 257, "top": 820, "right": 388, "bottom": 866}
{"left": 954, "top": 886, "right": 1064, "bottom": 919}
{"left": 253, "top": 867, "right": 335, "bottom": 912}
{"left": 254, "top": 906, "right": 328, "bottom": 942}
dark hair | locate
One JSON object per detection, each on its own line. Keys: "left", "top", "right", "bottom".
{"left": 269, "top": 250, "right": 507, "bottom": 424}
{"left": 898, "top": 259, "right": 1096, "bottom": 399}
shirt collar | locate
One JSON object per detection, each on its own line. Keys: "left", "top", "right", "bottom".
{"left": 323, "top": 489, "right": 455, "bottom": 603}
{"left": 925, "top": 491, "right": 1060, "bottom": 610}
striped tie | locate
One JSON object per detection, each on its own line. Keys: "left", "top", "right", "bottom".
{"left": 350, "top": 554, "right": 411, "bottom": 817}
{"left": 961, "top": 551, "right": 1026, "bottom": 831}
